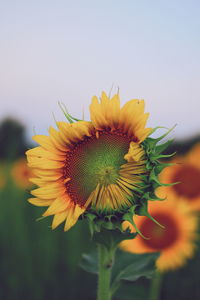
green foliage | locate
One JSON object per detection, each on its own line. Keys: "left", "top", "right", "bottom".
{"left": 80, "top": 249, "right": 159, "bottom": 281}
{"left": 80, "top": 248, "right": 159, "bottom": 299}
{"left": 111, "top": 250, "right": 159, "bottom": 284}
{"left": 80, "top": 250, "right": 99, "bottom": 275}
{"left": 83, "top": 211, "right": 125, "bottom": 235}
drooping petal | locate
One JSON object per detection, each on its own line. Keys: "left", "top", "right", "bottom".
{"left": 52, "top": 210, "right": 68, "bottom": 229}
{"left": 124, "top": 142, "right": 145, "bottom": 162}
{"left": 43, "top": 195, "right": 71, "bottom": 216}
{"left": 64, "top": 204, "right": 85, "bottom": 231}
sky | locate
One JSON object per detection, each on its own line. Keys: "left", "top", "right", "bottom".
{"left": 0, "top": 0, "right": 200, "bottom": 141}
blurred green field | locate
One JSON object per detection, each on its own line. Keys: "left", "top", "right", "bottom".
{"left": 0, "top": 118, "right": 200, "bottom": 300}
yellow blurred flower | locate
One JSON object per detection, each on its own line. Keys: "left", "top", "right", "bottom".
{"left": 11, "top": 158, "right": 33, "bottom": 189}
{"left": 159, "top": 143, "right": 200, "bottom": 211}
{"left": 120, "top": 197, "right": 198, "bottom": 272}
{"left": 26, "top": 92, "right": 152, "bottom": 231}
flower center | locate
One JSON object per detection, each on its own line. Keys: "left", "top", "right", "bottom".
{"left": 96, "top": 166, "right": 119, "bottom": 185}
{"left": 64, "top": 130, "right": 131, "bottom": 206}
{"left": 172, "top": 165, "right": 200, "bottom": 199}
{"left": 140, "top": 213, "right": 179, "bottom": 250}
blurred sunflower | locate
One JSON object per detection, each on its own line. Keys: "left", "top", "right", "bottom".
{"left": 158, "top": 143, "right": 200, "bottom": 211}
{"left": 120, "top": 196, "right": 198, "bottom": 272}
{"left": 26, "top": 91, "right": 171, "bottom": 232}
{"left": 11, "top": 158, "right": 33, "bottom": 189}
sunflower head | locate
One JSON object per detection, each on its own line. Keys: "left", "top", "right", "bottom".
{"left": 120, "top": 194, "right": 198, "bottom": 272}
{"left": 26, "top": 91, "right": 174, "bottom": 234}
{"left": 158, "top": 143, "right": 200, "bottom": 211}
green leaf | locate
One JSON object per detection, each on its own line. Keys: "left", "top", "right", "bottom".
{"left": 149, "top": 169, "right": 176, "bottom": 187}
{"left": 136, "top": 203, "right": 164, "bottom": 230}
{"left": 80, "top": 248, "right": 159, "bottom": 281}
{"left": 155, "top": 139, "right": 173, "bottom": 155}
{"left": 79, "top": 250, "right": 98, "bottom": 274}
{"left": 154, "top": 162, "right": 174, "bottom": 174}
{"left": 123, "top": 212, "right": 148, "bottom": 239}
{"left": 148, "top": 126, "right": 169, "bottom": 136}
{"left": 150, "top": 125, "right": 177, "bottom": 144}
{"left": 58, "top": 102, "right": 82, "bottom": 123}
{"left": 80, "top": 248, "right": 159, "bottom": 298}
{"left": 150, "top": 152, "right": 176, "bottom": 161}
{"left": 143, "top": 125, "right": 176, "bottom": 155}
{"left": 111, "top": 250, "right": 159, "bottom": 289}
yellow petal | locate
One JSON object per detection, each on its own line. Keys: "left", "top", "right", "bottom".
{"left": 43, "top": 195, "right": 71, "bottom": 216}
{"left": 28, "top": 197, "right": 54, "bottom": 206}
{"left": 57, "top": 121, "right": 93, "bottom": 145}
{"left": 90, "top": 92, "right": 121, "bottom": 131}
{"left": 29, "top": 177, "right": 64, "bottom": 187}
{"left": 124, "top": 142, "right": 145, "bottom": 162}
{"left": 26, "top": 146, "right": 65, "bottom": 161}
{"left": 134, "top": 113, "right": 149, "bottom": 131}
{"left": 64, "top": 204, "right": 85, "bottom": 231}
{"left": 28, "top": 157, "right": 65, "bottom": 169}
{"left": 31, "top": 184, "right": 65, "bottom": 199}
{"left": 109, "top": 94, "right": 120, "bottom": 130}
{"left": 119, "top": 99, "right": 151, "bottom": 142}
{"left": 136, "top": 128, "right": 152, "bottom": 143}
{"left": 32, "top": 135, "right": 64, "bottom": 155}
{"left": 52, "top": 210, "right": 68, "bottom": 229}
{"left": 32, "top": 168, "right": 62, "bottom": 180}
{"left": 49, "top": 126, "right": 68, "bottom": 151}
{"left": 90, "top": 95, "right": 109, "bottom": 130}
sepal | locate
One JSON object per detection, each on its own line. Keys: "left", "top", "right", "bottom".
{"left": 59, "top": 102, "right": 82, "bottom": 123}
{"left": 83, "top": 211, "right": 125, "bottom": 236}
{"left": 93, "top": 228, "right": 137, "bottom": 251}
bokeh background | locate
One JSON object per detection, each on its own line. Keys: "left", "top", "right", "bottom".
{"left": 0, "top": 1, "right": 200, "bottom": 299}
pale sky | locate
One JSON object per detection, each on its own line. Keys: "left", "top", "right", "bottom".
{"left": 1, "top": 0, "right": 200, "bottom": 141}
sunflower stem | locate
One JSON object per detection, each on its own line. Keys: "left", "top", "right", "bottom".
{"left": 149, "top": 270, "right": 163, "bottom": 300}
{"left": 97, "top": 243, "right": 115, "bottom": 300}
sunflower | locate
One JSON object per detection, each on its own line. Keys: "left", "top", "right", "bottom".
{"left": 11, "top": 158, "right": 34, "bottom": 189}
{"left": 26, "top": 91, "right": 171, "bottom": 232}
{"left": 120, "top": 196, "right": 198, "bottom": 272}
{"left": 158, "top": 143, "right": 200, "bottom": 211}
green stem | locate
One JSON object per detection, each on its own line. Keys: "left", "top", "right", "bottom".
{"left": 149, "top": 270, "right": 163, "bottom": 300}
{"left": 97, "top": 244, "right": 115, "bottom": 300}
